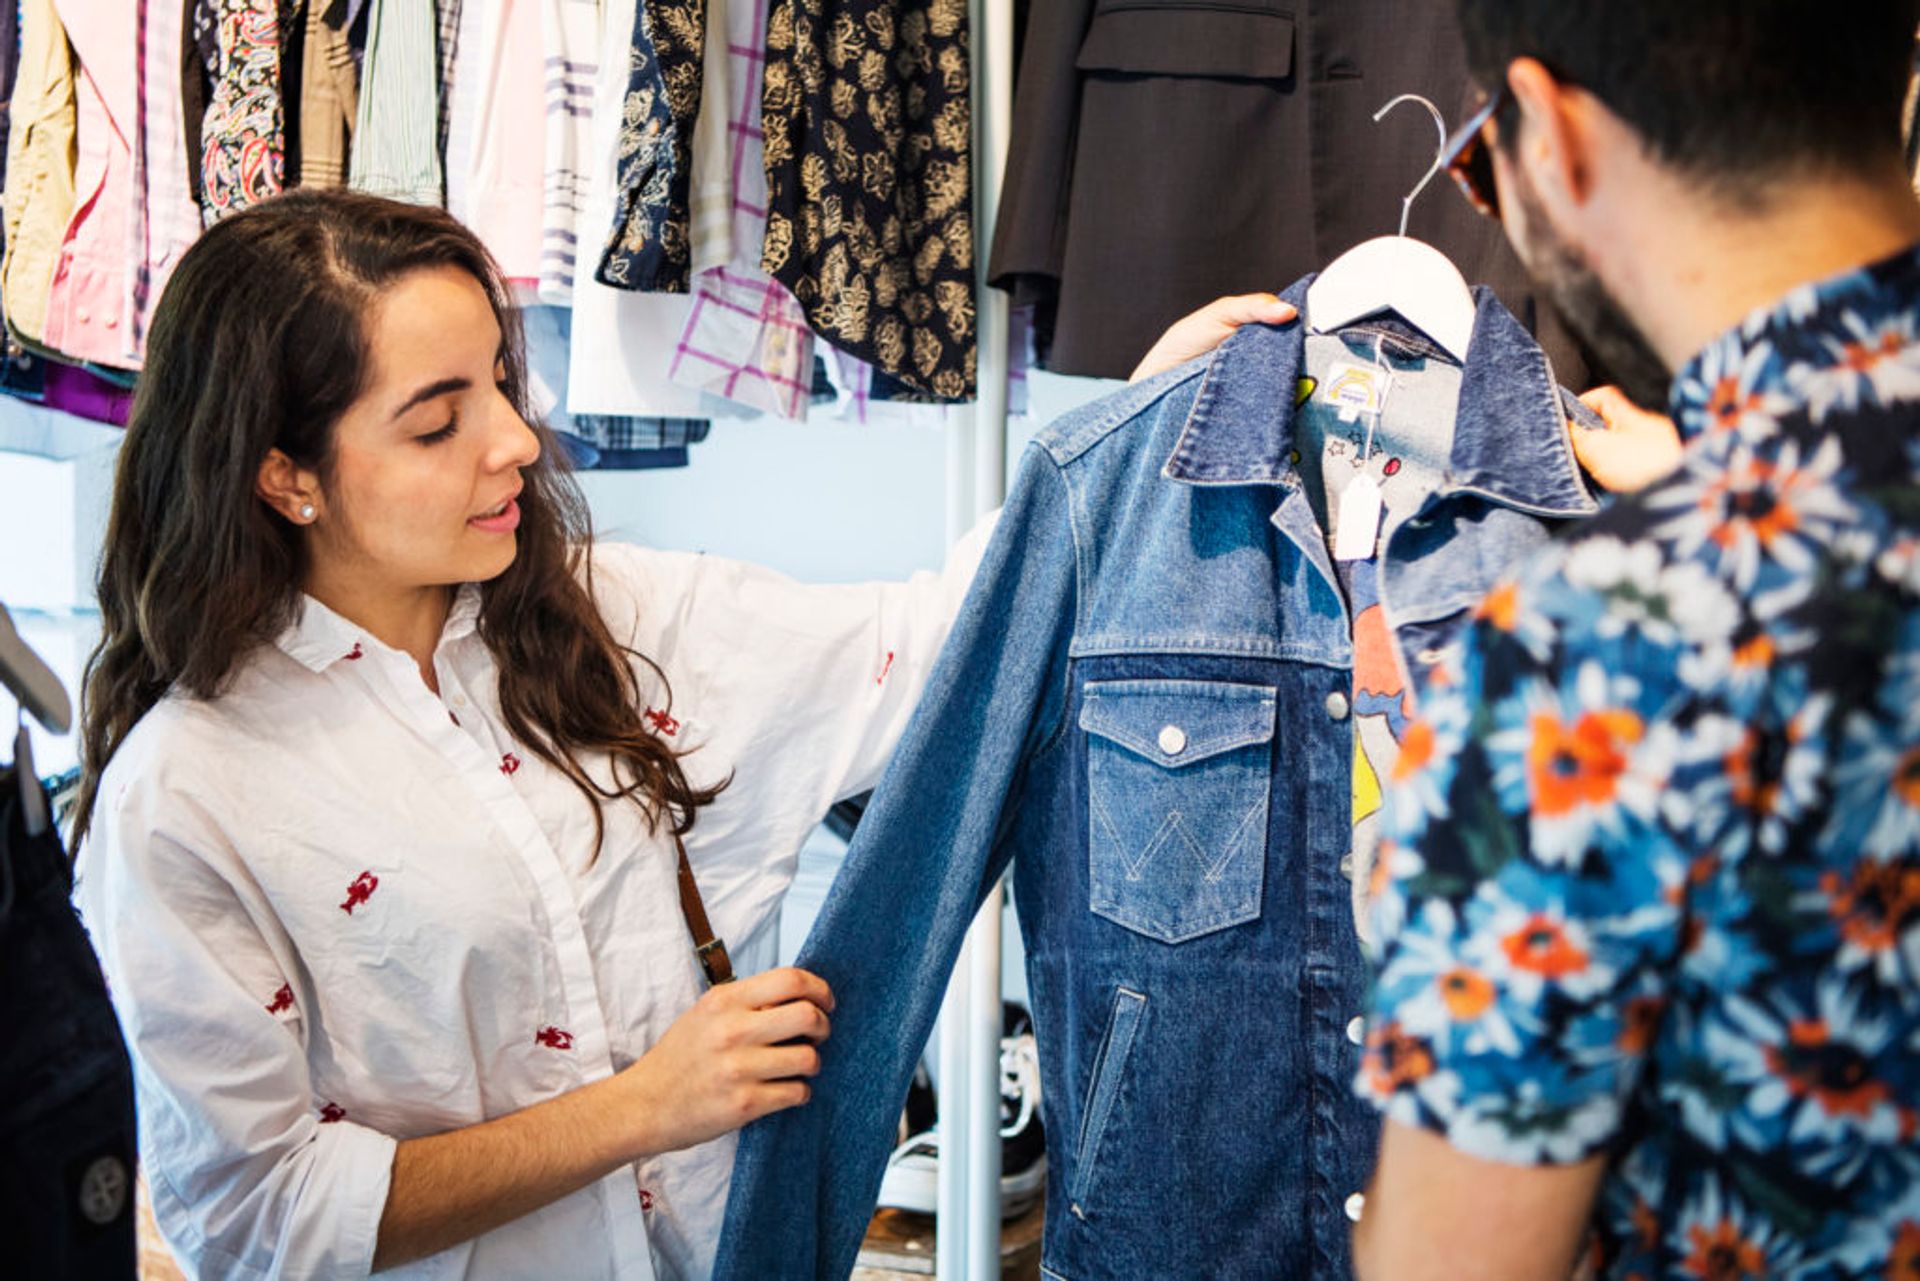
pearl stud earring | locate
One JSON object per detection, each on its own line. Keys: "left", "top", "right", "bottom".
{"left": 299, "top": 504, "right": 316, "bottom": 521}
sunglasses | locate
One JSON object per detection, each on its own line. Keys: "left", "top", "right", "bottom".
{"left": 1442, "top": 84, "right": 1512, "bottom": 220}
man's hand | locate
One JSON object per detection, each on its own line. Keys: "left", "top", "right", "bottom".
{"left": 1130, "top": 293, "right": 1299, "bottom": 382}
{"left": 1574, "top": 385, "right": 1685, "bottom": 492}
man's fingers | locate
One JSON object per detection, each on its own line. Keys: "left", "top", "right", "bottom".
{"left": 729, "top": 966, "right": 835, "bottom": 1014}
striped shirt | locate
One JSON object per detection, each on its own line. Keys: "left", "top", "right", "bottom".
{"left": 349, "top": 0, "right": 442, "bottom": 206}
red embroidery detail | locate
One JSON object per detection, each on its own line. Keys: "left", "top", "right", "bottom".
{"left": 1383, "top": 457, "right": 1403, "bottom": 477}
{"left": 344, "top": 643, "right": 364, "bottom": 661}
{"left": 340, "top": 871, "right": 380, "bottom": 914}
{"left": 534, "top": 1026, "right": 575, "bottom": 1051}
{"left": 319, "top": 1103, "right": 346, "bottom": 1124}
{"left": 645, "top": 708, "right": 680, "bottom": 736}
{"left": 639, "top": 1189, "right": 655, "bottom": 1212}
{"left": 265, "top": 983, "right": 295, "bottom": 1015}
{"left": 500, "top": 752, "right": 522, "bottom": 775}
{"left": 877, "top": 651, "right": 896, "bottom": 685}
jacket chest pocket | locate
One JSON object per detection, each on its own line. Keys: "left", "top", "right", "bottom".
{"left": 1080, "top": 680, "right": 1276, "bottom": 944}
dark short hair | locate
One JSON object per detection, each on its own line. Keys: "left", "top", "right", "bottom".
{"left": 1457, "top": 1, "right": 1920, "bottom": 195}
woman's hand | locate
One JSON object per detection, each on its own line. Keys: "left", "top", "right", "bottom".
{"left": 1130, "top": 293, "right": 1299, "bottom": 382}
{"left": 617, "top": 966, "right": 835, "bottom": 1157}
{"left": 1573, "top": 385, "right": 1685, "bottom": 493}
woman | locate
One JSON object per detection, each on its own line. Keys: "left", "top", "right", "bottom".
{"left": 71, "top": 189, "right": 991, "bottom": 1279}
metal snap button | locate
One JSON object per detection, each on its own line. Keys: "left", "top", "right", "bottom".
{"left": 1416, "top": 647, "right": 1446, "bottom": 666}
{"left": 1347, "top": 1016, "right": 1366, "bottom": 1046}
{"left": 1345, "top": 1192, "right": 1366, "bottom": 1222}
{"left": 1339, "top": 851, "right": 1356, "bottom": 880}
{"left": 1325, "top": 691, "right": 1351, "bottom": 721}
{"left": 1157, "top": 724, "right": 1187, "bottom": 756}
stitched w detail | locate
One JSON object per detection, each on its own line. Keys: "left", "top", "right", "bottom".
{"left": 1093, "top": 790, "right": 1263, "bottom": 884}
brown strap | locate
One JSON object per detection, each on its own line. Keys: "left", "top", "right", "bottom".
{"left": 674, "top": 835, "right": 734, "bottom": 986}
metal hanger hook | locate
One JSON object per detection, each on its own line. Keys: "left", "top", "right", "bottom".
{"left": 1373, "top": 93, "right": 1450, "bottom": 237}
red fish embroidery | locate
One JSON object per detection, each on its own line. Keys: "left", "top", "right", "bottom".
{"left": 534, "top": 1026, "right": 575, "bottom": 1051}
{"left": 343, "top": 643, "right": 364, "bottom": 661}
{"left": 639, "top": 1189, "right": 655, "bottom": 1212}
{"left": 500, "top": 752, "right": 521, "bottom": 775}
{"left": 265, "top": 983, "right": 295, "bottom": 1015}
{"left": 877, "top": 651, "right": 896, "bottom": 685}
{"left": 319, "top": 1103, "right": 346, "bottom": 1124}
{"left": 340, "top": 871, "right": 379, "bottom": 915}
{"left": 644, "top": 708, "right": 680, "bottom": 736}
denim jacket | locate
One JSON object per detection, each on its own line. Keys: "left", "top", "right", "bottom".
{"left": 717, "top": 279, "right": 1601, "bottom": 1280}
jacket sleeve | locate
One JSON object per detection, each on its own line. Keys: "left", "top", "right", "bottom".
{"left": 714, "top": 445, "right": 1080, "bottom": 1279}
{"left": 76, "top": 787, "right": 397, "bottom": 1280}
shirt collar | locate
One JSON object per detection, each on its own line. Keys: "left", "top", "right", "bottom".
{"left": 1162, "top": 275, "right": 1599, "bottom": 518}
{"left": 1669, "top": 238, "right": 1920, "bottom": 441}
{"left": 274, "top": 584, "right": 485, "bottom": 673}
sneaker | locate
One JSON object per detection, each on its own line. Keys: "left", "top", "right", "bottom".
{"left": 875, "top": 1002, "right": 1047, "bottom": 1219}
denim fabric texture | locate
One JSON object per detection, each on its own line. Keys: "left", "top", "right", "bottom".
{"left": 715, "top": 277, "right": 1600, "bottom": 1280}
{"left": 0, "top": 773, "right": 138, "bottom": 1277}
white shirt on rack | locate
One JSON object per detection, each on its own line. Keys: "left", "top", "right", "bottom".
{"left": 75, "top": 528, "right": 992, "bottom": 1280}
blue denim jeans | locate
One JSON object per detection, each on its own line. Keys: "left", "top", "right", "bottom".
{"left": 718, "top": 280, "right": 1602, "bottom": 1280}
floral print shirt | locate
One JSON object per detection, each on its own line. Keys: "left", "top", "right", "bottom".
{"left": 1360, "top": 243, "right": 1920, "bottom": 1278}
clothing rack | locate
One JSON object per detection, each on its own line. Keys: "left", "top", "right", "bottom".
{"left": 935, "top": 0, "right": 1014, "bottom": 1275}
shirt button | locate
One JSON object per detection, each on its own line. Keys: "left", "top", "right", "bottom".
{"left": 76, "top": 307, "right": 91, "bottom": 324}
{"left": 1347, "top": 1016, "right": 1366, "bottom": 1046}
{"left": 1416, "top": 647, "right": 1445, "bottom": 666}
{"left": 454, "top": 695, "right": 468, "bottom": 707}
{"left": 1326, "top": 691, "right": 1351, "bottom": 721}
{"left": 1339, "top": 852, "right": 1356, "bottom": 880}
{"left": 1157, "top": 724, "right": 1187, "bottom": 756}
{"left": 1345, "top": 1192, "right": 1366, "bottom": 1222}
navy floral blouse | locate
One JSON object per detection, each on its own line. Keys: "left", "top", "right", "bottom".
{"left": 1362, "top": 244, "right": 1920, "bottom": 1278}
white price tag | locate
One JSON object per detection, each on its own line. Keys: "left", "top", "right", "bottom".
{"left": 1333, "top": 473, "right": 1385, "bottom": 561}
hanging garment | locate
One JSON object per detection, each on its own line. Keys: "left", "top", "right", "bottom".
{"left": 128, "top": 0, "right": 202, "bottom": 357}
{"left": 440, "top": 0, "right": 486, "bottom": 215}
{"left": 197, "top": 0, "right": 288, "bottom": 226}
{"left": 536, "top": 0, "right": 599, "bottom": 301}
{"left": 348, "top": 0, "right": 442, "bottom": 205}
{"left": 594, "top": 0, "right": 706, "bottom": 294}
{"left": 716, "top": 280, "right": 1603, "bottom": 1280}
{"left": 41, "top": 0, "right": 138, "bottom": 370}
{"left": 435, "top": 0, "right": 460, "bottom": 156}
{"left": 1, "top": 767, "right": 140, "bottom": 1278}
{"left": 293, "top": 0, "right": 358, "bottom": 188}
{"left": 759, "top": 0, "right": 977, "bottom": 400}
{"left": 566, "top": 0, "right": 709, "bottom": 418}
{"left": 667, "top": 0, "right": 817, "bottom": 421}
{"left": 522, "top": 303, "right": 710, "bottom": 465}
{"left": 460, "top": 0, "right": 544, "bottom": 280}
{"left": 2, "top": 0, "right": 76, "bottom": 345}
{"left": 990, "top": 0, "right": 1594, "bottom": 387}
{"left": 75, "top": 535, "right": 991, "bottom": 1279}
{"left": 0, "top": 0, "right": 22, "bottom": 187}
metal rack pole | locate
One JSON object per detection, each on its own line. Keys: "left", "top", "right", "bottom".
{"left": 936, "top": 0, "right": 1014, "bottom": 1275}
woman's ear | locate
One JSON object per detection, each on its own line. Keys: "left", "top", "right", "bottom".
{"left": 256, "top": 448, "right": 322, "bottom": 525}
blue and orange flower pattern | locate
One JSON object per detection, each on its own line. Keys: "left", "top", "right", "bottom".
{"left": 1361, "top": 245, "right": 1920, "bottom": 1277}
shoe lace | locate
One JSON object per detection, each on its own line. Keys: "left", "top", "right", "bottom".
{"left": 999, "top": 1032, "right": 1041, "bottom": 1139}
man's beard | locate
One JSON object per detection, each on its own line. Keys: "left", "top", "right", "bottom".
{"left": 1511, "top": 175, "right": 1674, "bottom": 410}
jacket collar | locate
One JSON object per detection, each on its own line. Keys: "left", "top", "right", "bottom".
{"left": 1162, "top": 275, "right": 1598, "bottom": 518}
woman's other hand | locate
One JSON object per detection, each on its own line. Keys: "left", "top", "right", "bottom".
{"left": 619, "top": 966, "right": 834, "bottom": 1157}
{"left": 1574, "top": 385, "right": 1685, "bottom": 493}
{"left": 1129, "top": 293, "right": 1299, "bottom": 383}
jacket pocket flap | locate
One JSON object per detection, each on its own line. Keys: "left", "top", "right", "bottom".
{"left": 1080, "top": 679, "right": 1276, "bottom": 768}
{"left": 1075, "top": 4, "right": 1296, "bottom": 81}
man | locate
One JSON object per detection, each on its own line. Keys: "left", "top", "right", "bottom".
{"left": 1352, "top": 3, "right": 1920, "bottom": 1278}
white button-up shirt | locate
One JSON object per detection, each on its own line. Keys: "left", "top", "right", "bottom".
{"left": 74, "top": 530, "right": 991, "bottom": 1280}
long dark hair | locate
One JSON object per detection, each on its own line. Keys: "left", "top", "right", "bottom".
{"left": 73, "top": 188, "right": 723, "bottom": 854}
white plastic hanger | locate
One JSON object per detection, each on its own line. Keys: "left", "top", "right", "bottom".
{"left": 1305, "top": 94, "right": 1476, "bottom": 361}
{"left": 1, "top": 601, "right": 69, "bottom": 838}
